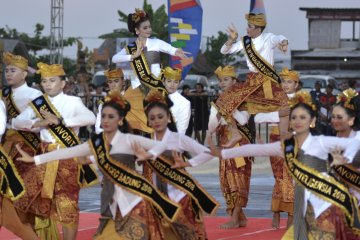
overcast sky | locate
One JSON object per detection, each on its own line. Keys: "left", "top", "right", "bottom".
{"left": 1, "top": 0, "right": 359, "bottom": 58}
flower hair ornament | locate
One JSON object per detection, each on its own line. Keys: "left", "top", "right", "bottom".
{"left": 144, "top": 89, "right": 167, "bottom": 106}
{"left": 132, "top": 9, "right": 147, "bottom": 24}
{"left": 289, "top": 90, "right": 317, "bottom": 111}
{"left": 336, "top": 88, "right": 358, "bottom": 110}
{"left": 104, "top": 90, "right": 129, "bottom": 110}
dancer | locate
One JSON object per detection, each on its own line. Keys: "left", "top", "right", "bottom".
{"left": 162, "top": 67, "right": 191, "bottom": 134}
{"left": 16, "top": 91, "right": 180, "bottom": 240}
{"left": 12, "top": 62, "right": 97, "bottom": 240}
{"left": 2, "top": 52, "right": 42, "bottom": 239}
{"left": 95, "top": 68, "right": 125, "bottom": 134}
{"left": 134, "top": 90, "right": 217, "bottom": 239}
{"left": 112, "top": 8, "right": 188, "bottom": 133}
{"left": 220, "top": 12, "right": 289, "bottom": 138}
{"left": 255, "top": 68, "right": 298, "bottom": 229}
{"left": 210, "top": 91, "right": 360, "bottom": 239}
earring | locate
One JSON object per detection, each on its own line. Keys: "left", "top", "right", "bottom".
{"left": 310, "top": 123, "right": 315, "bottom": 128}
{"left": 168, "top": 119, "right": 171, "bottom": 123}
{"left": 349, "top": 121, "right": 354, "bottom": 127}
{"left": 118, "top": 120, "right": 123, "bottom": 126}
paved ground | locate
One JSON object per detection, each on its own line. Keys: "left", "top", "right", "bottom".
{"left": 79, "top": 154, "right": 284, "bottom": 219}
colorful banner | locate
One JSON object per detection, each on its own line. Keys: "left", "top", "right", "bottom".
{"left": 168, "top": 0, "right": 203, "bottom": 79}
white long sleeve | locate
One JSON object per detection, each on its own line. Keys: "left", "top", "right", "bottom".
{"left": 169, "top": 92, "right": 190, "bottom": 134}
{"left": 95, "top": 103, "right": 103, "bottom": 134}
{"left": 0, "top": 100, "right": 7, "bottom": 140}
{"left": 222, "top": 141, "right": 283, "bottom": 160}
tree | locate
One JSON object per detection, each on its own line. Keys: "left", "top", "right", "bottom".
{"left": 99, "top": 0, "right": 168, "bottom": 41}
{"left": 204, "top": 31, "right": 243, "bottom": 68}
{"left": 0, "top": 24, "right": 77, "bottom": 55}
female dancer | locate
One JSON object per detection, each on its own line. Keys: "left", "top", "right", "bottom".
{"left": 112, "top": 9, "right": 188, "bottom": 134}
{"left": 16, "top": 92, "right": 179, "bottom": 240}
{"left": 209, "top": 91, "right": 360, "bottom": 239}
{"left": 135, "top": 90, "right": 217, "bottom": 239}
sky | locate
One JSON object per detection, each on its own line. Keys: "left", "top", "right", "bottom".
{"left": 1, "top": 0, "right": 359, "bottom": 59}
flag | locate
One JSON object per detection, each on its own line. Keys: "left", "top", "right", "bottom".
{"left": 168, "top": 0, "right": 203, "bottom": 79}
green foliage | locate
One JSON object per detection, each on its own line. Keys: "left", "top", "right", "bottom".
{"left": 0, "top": 24, "right": 77, "bottom": 55}
{"left": 204, "top": 31, "right": 242, "bottom": 67}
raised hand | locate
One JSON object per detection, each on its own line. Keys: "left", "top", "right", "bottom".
{"left": 15, "top": 144, "right": 35, "bottom": 163}
{"left": 131, "top": 141, "right": 153, "bottom": 162}
{"left": 171, "top": 151, "right": 190, "bottom": 169}
{"left": 330, "top": 146, "right": 348, "bottom": 167}
{"left": 278, "top": 40, "right": 288, "bottom": 54}
{"left": 226, "top": 23, "right": 239, "bottom": 42}
{"left": 175, "top": 49, "right": 191, "bottom": 59}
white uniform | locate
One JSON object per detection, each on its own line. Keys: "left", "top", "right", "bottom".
{"left": 153, "top": 128, "right": 213, "bottom": 201}
{"left": 221, "top": 33, "right": 287, "bottom": 73}
{"left": 0, "top": 100, "right": 6, "bottom": 141}
{"left": 12, "top": 92, "right": 95, "bottom": 142}
{"left": 33, "top": 130, "right": 167, "bottom": 218}
{"left": 112, "top": 38, "right": 178, "bottom": 89}
{"left": 221, "top": 134, "right": 360, "bottom": 218}
{"left": 168, "top": 92, "right": 191, "bottom": 134}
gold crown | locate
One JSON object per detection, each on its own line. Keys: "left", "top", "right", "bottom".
{"left": 3, "top": 52, "right": 28, "bottom": 71}
{"left": 245, "top": 13, "right": 267, "bottom": 27}
{"left": 289, "top": 90, "right": 316, "bottom": 111}
{"left": 36, "top": 62, "right": 65, "bottom": 78}
{"left": 104, "top": 68, "right": 124, "bottom": 80}
{"left": 144, "top": 89, "right": 167, "bottom": 108}
{"left": 279, "top": 68, "right": 300, "bottom": 82}
{"left": 214, "top": 65, "right": 237, "bottom": 79}
{"left": 104, "top": 90, "right": 129, "bottom": 110}
{"left": 162, "top": 67, "right": 182, "bottom": 81}
{"left": 132, "top": 9, "right": 147, "bottom": 24}
{"left": 336, "top": 88, "right": 358, "bottom": 110}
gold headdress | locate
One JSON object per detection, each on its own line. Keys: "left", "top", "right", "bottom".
{"left": 162, "top": 67, "right": 182, "bottom": 81}
{"left": 132, "top": 9, "right": 147, "bottom": 24}
{"left": 289, "top": 90, "right": 317, "bottom": 111}
{"left": 336, "top": 88, "right": 358, "bottom": 110}
{"left": 3, "top": 52, "right": 28, "bottom": 71}
{"left": 104, "top": 68, "right": 124, "bottom": 80}
{"left": 144, "top": 89, "right": 167, "bottom": 108}
{"left": 214, "top": 65, "right": 237, "bottom": 79}
{"left": 36, "top": 62, "right": 65, "bottom": 78}
{"left": 279, "top": 68, "right": 299, "bottom": 82}
{"left": 245, "top": 13, "right": 267, "bottom": 27}
{"left": 104, "top": 90, "right": 129, "bottom": 110}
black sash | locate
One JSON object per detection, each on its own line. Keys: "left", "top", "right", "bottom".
{"left": 89, "top": 133, "right": 180, "bottom": 222}
{"left": 147, "top": 155, "right": 219, "bottom": 215}
{"left": 243, "top": 36, "right": 281, "bottom": 83}
{"left": 31, "top": 95, "right": 98, "bottom": 187}
{"left": 334, "top": 165, "right": 360, "bottom": 192}
{"left": 2, "top": 87, "right": 40, "bottom": 151}
{"left": 126, "top": 42, "right": 168, "bottom": 94}
{"left": 0, "top": 145, "right": 25, "bottom": 200}
{"left": 283, "top": 137, "right": 360, "bottom": 229}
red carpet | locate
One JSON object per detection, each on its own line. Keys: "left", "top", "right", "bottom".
{"left": 0, "top": 213, "right": 287, "bottom": 239}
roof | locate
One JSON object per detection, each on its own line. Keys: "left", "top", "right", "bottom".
{"left": 0, "top": 39, "right": 29, "bottom": 58}
{"left": 299, "top": 8, "right": 360, "bottom": 20}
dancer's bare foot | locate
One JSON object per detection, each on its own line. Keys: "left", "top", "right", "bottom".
{"left": 287, "top": 214, "right": 293, "bottom": 229}
{"left": 220, "top": 219, "right": 243, "bottom": 229}
{"left": 272, "top": 212, "right": 280, "bottom": 229}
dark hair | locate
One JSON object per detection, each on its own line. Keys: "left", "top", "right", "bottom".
{"left": 182, "top": 84, "right": 190, "bottom": 91}
{"left": 127, "top": 12, "right": 151, "bottom": 36}
{"left": 102, "top": 101, "right": 132, "bottom": 133}
{"left": 196, "top": 83, "right": 204, "bottom": 89}
{"left": 348, "top": 79, "right": 357, "bottom": 89}
{"left": 290, "top": 103, "right": 319, "bottom": 134}
{"left": 144, "top": 98, "right": 177, "bottom": 132}
{"left": 333, "top": 96, "right": 360, "bottom": 131}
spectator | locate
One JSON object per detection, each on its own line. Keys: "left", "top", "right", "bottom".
{"left": 192, "top": 83, "right": 209, "bottom": 144}
{"left": 74, "top": 72, "right": 90, "bottom": 106}
{"left": 64, "top": 75, "right": 77, "bottom": 96}
{"left": 310, "top": 81, "right": 324, "bottom": 110}
{"left": 181, "top": 84, "right": 194, "bottom": 137}
{"left": 90, "top": 85, "right": 107, "bottom": 114}
{"left": 319, "top": 84, "right": 336, "bottom": 135}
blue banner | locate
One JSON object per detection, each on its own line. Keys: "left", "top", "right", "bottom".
{"left": 167, "top": 0, "right": 203, "bottom": 79}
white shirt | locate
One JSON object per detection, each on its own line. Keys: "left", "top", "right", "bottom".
{"left": 0, "top": 100, "right": 6, "bottom": 141}
{"left": 154, "top": 129, "right": 213, "bottom": 202}
{"left": 168, "top": 92, "right": 191, "bottom": 134}
{"left": 254, "top": 93, "right": 295, "bottom": 124}
{"left": 12, "top": 92, "right": 96, "bottom": 143}
{"left": 33, "top": 130, "right": 167, "bottom": 218}
{"left": 208, "top": 105, "right": 250, "bottom": 134}
{"left": 220, "top": 33, "right": 287, "bottom": 73}
{"left": 221, "top": 134, "right": 360, "bottom": 218}
{"left": 112, "top": 38, "right": 178, "bottom": 89}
